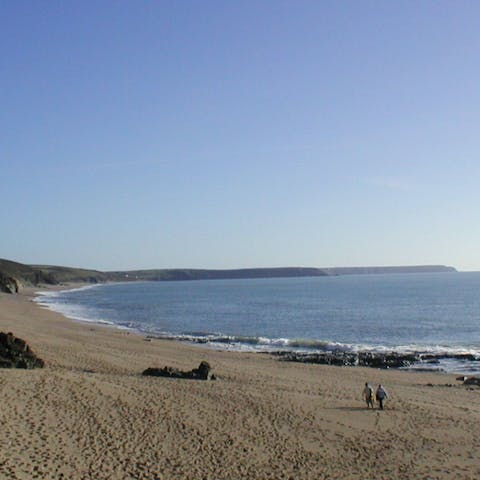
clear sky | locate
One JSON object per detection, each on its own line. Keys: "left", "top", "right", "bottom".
{"left": 1, "top": 1, "right": 479, "bottom": 271}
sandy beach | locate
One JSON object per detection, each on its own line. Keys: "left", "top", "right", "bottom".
{"left": 0, "top": 289, "right": 479, "bottom": 480}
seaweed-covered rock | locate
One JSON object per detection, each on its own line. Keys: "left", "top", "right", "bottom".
{"left": 142, "top": 361, "right": 212, "bottom": 380}
{"left": 0, "top": 332, "right": 45, "bottom": 368}
{"left": 358, "top": 352, "right": 418, "bottom": 368}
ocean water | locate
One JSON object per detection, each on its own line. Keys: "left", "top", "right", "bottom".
{"left": 35, "top": 272, "right": 480, "bottom": 374}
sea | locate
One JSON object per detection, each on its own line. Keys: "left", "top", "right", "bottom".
{"left": 34, "top": 272, "right": 480, "bottom": 375}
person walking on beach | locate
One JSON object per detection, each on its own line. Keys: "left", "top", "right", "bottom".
{"left": 375, "top": 384, "right": 388, "bottom": 410}
{"left": 363, "top": 382, "right": 374, "bottom": 409}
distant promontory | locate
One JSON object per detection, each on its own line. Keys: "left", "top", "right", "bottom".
{"left": 322, "top": 265, "right": 457, "bottom": 276}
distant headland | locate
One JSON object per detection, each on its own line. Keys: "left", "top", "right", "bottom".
{"left": 0, "top": 258, "right": 457, "bottom": 294}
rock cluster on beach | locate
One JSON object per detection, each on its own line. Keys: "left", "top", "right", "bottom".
{"left": 142, "top": 360, "right": 213, "bottom": 380}
{"left": 272, "top": 351, "right": 418, "bottom": 368}
{"left": 271, "top": 350, "right": 480, "bottom": 370}
{"left": 0, "top": 332, "right": 45, "bottom": 369}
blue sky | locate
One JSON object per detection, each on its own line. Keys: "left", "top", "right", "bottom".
{"left": 1, "top": 1, "right": 479, "bottom": 271}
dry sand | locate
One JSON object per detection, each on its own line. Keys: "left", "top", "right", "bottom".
{"left": 0, "top": 288, "right": 479, "bottom": 480}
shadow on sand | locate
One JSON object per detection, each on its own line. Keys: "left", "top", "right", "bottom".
{"left": 326, "top": 406, "right": 381, "bottom": 412}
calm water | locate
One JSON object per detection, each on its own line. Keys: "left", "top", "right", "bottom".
{"left": 35, "top": 272, "right": 480, "bottom": 373}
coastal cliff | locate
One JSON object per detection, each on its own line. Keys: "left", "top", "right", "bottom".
{"left": 0, "top": 258, "right": 458, "bottom": 293}
{"left": 0, "top": 259, "right": 57, "bottom": 292}
{"left": 0, "top": 258, "right": 106, "bottom": 293}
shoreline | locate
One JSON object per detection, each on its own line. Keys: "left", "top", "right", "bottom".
{"left": 1, "top": 287, "right": 480, "bottom": 478}
{"left": 32, "top": 283, "right": 480, "bottom": 376}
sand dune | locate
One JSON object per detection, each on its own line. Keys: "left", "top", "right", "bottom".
{"left": 0, "top": 289, "right": 479, "bottom": 479}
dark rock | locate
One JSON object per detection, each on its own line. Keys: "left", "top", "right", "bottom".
{"left": 457, "top": 376, "right": 480, "bottom": 386}
{"left": 272, "top": 351, "right": 418, "bottom": 369}
{"left": 0, "top": 332, "right": 45, "bottom": 368}
{"left": 142, "top": 361, "right": 212, "bottom": 380}
{"left": 271, "top": 348, "right": 480, "bottom": 371}
{"left": 192, "top": 361, "right": 211, "bottom": 380}
{"left": 410, "top": 367, "right": 445, "bottom": 372}
{"left": 359, "top": 352, "right": 418, "bottom": 368}
{"left": 424, "top": 353, "right": 479, "bottom": 362}
{"left": 450, "top": 353, "right": 477, "bottom": 361}
{"left": 0, "top": 274, "right": 19, "bottom": 294}
{"left": 421, "top": 358, "right": 440, "bottom": 364}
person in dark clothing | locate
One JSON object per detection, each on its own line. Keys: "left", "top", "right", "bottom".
{"left": 363, "top": 382, "right": 374, "bottom": 409}
{"left": 375, "top": 384, "right": 388, "bottom": 410}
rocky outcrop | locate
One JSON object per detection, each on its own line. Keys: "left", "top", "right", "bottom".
{"left": 272, "top": 350, "right": 480, "bottom": 370}
{"left": 0, "top": 258, "right": 107, "bottom": 290}
{"left": 272, "top": 351, "right": 420, "bottom": 369}
{"left": 0, "top": 274, "right": 20, "bottom": 293}
{"left": 0, "top": 332, "right": 45, "bottom": 368}
{"left": 142, "top": 361, "right": 213, "bottom": 380}
{"left": 456, "top": 376, "right": 480, "bottom": 386}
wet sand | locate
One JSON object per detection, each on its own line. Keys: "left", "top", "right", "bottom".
{"left": 0, "top": 288, "right": 479, "bottom": 479}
